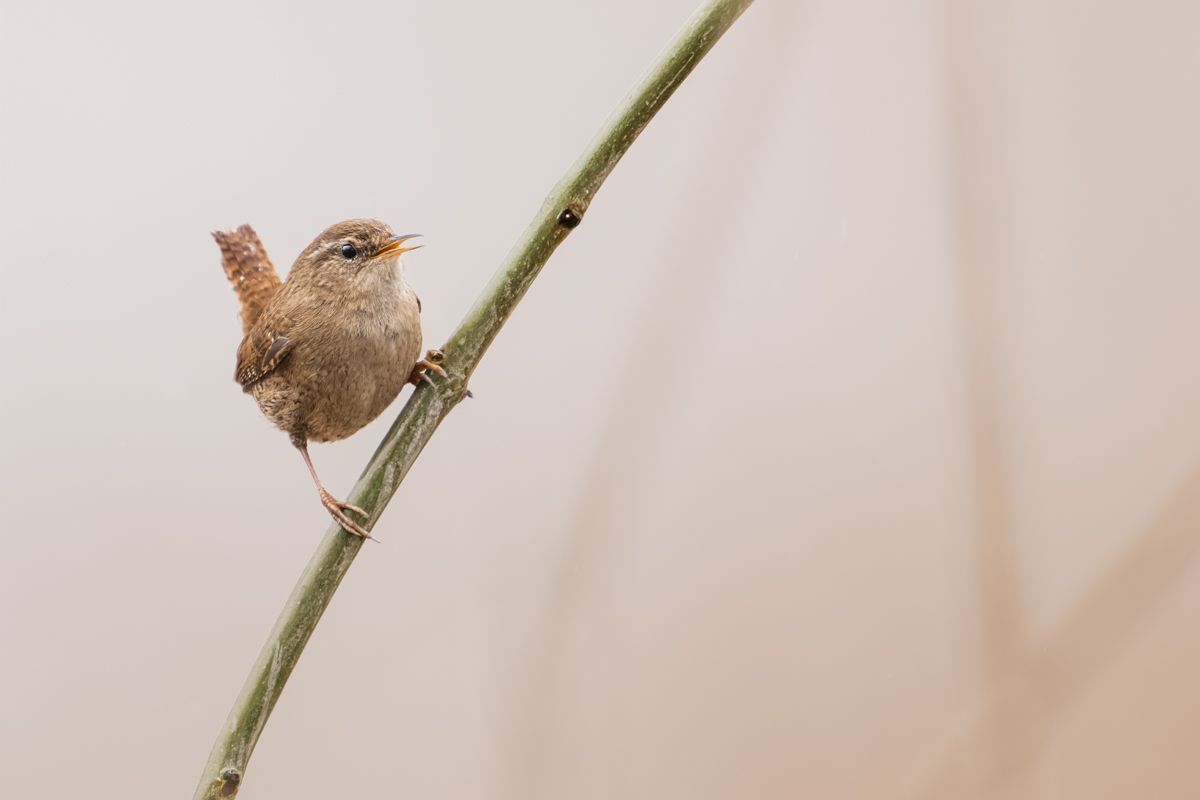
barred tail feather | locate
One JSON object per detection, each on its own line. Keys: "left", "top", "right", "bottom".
{"left": 212, "top": 224, "right": 282, "bottom": 335}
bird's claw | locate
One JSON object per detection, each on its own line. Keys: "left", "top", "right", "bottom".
{"left": 337, "top": 500, "right": 368, "bottom": 517}
{"left": 409, "top": 349, "right": 449, "bottom": 386}
{"left": 319, "top": 490, "right": 375, "bottom": 540}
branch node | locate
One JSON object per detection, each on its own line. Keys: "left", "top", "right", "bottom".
{"left": 218, "top": 768, "right": 241, "bottom": 797}
{"left": 557, "top": 206, "right": 582, "bottom": 229}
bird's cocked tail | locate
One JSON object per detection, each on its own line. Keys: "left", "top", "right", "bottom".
{"left": 213, "top": 224, "right": 282, "bottom": 335}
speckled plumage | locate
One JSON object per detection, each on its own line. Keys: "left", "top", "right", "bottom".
{"left": 215, "top": 219, "right": 434, "bottom": 537}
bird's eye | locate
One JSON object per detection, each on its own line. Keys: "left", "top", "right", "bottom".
{"left": 340, "top": 242, "right": 358, "bottom": 259}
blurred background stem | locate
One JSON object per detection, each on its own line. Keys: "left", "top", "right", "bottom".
{"left": 192, "top": 0, "right": 755, "bottom": 797}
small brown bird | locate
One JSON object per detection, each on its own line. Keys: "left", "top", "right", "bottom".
{"left": 214, "top": 219, "right": 444, "bottom": 538}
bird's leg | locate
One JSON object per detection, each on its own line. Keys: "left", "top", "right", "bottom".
{"left": 294, "top": 439, "right": 374, "bottom": 540}
{"left": 408, "top": 348, "right": 449, "bottom": 387}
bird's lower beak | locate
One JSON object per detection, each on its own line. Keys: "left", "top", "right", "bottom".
{"left": 376, "top": 234, "right": 423, "bottom": 258}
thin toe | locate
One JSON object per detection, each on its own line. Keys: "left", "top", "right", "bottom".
{"left": 319, "top": 492, "right": 375, "bottom": 538}
{"left": 339, "top": 501, "right": 368, "bottom": 517}
{"left": 331, "top": 509, "right": 374, "bottom": 539}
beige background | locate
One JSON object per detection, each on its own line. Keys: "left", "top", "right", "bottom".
{"left": 2, "top": 0, "right": 1199, "bottom": 797}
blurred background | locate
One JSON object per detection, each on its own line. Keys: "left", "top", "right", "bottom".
{"left": 2, "top": 0, "right": 1199, "bottom": 797}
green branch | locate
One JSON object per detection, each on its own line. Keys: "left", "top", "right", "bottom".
{"left": 193, "top": 1, "right": 755, "bottom": 796}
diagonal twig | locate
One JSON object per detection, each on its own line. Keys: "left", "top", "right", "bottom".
{"left": 193, "top": 1, "right": 757, "bottom": 797}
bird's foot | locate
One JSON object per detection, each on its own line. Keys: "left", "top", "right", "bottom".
{"left": 409, "top": 348, "right": 449, "bottom": 387}
{"left": 319, "top": 489, "right": 375, "bottom": 540}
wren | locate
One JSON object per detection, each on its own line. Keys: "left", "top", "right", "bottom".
{"left": 214, "top": 219, "right": 444, "bottom": 538}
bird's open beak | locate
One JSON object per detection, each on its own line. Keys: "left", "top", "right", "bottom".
{"left": 376, "top": 233, "right": 423, "bottom": 259}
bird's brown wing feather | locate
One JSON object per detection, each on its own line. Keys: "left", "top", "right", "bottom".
{"left": 213, "top": 224, "right": 282, "bottom": 336}
{"left": 235, "top": 330, "right": 292, "bottom": 389}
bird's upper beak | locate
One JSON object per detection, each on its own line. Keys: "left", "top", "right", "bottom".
{"left": 376, "top": 234, "right": 423, "bottom": 259}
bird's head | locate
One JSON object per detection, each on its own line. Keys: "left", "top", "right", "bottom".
{"left": 291, "top": 219, "right": 422, "bottom": 284}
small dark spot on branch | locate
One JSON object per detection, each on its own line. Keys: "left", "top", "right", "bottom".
{"left": 557, "top": 207, "right": 582, "bottom": 229}
{"left": 219, "top": 768, "right": 242, "bottom": 796}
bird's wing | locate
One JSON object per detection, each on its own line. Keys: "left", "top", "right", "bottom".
{"left": 235, "top": 328, "right": 293, "bottom": 389}
{"left": 213, "top": 224, "right": 282, "bottom": 336}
